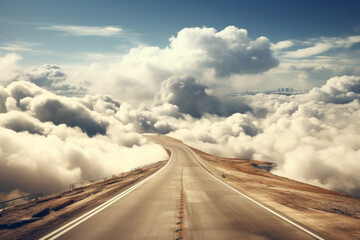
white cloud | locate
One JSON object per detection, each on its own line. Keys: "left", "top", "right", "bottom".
{"left": 0, "top": 53, "right": 24, "bottom": 84}
{"left": 25, "top": 64, "right": 86, "bottom": 96}
{"left": 63, "top": 26, "right": 279, "bottom": 103}
{"left": 0, "top": 42, "right": 34, "bottom": 52}
{"left": 27, "top": 64, "right": 66, "bottom": 86}
{"left": 3, "top": 25, "right": 360, "bottom": 101}
{"left": 261, "top": 35, "right": 360, "bottom": 91}
{"left": 0, "top": 42, "right": 51, "bottom": 55}
{"left": 308, "top": 75, "right": 360, "bottom": 103}
{"left": 0, "top": 55, "right": 86, "bottom": 96}
{"left": 2, "top": 25, "right": 360, "bottom": 198}
{"left": 155, "top": 76, "right": 360, "bottom": 197}
{"left": 169, "top": 26, "right": 279, "bottom": 76}
{"left": 283, "top": 35, "right": 360, "bottom": 58}
{"left": 0, "top": 81, "right": 167, "bottom": 198}
{"left": 155, "top": 75, "right": 252, "bottom": 118}
{"left": 272, "top": 40, "right": 294, "bottom": 50}
{"left": 39, "top": 25, "right": 123, "bottom": 37}
{"left": 284, "top": 42, "right": 333, "bottom": 58}
{"left": 1, "top": 53, "right": 360, "bottom": 198}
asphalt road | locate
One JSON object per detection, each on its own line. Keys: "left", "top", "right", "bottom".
{"left": 40, "top": 137, "right": 321, "bottom": 240}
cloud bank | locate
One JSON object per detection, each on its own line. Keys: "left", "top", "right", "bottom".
{"left": 1, "top": 25, "right": 360, "bottom": 200}
{"left": 164, "top": 76, "right": 360, "bottom": 197}
{"left": 104, "top": 74, "right": 360, "bottom": 197}
{"left": 0, "top": 81, "right": 167, "bottom": 201}
{"left": 308, "top": 75, "right": 360, "bottom": 104}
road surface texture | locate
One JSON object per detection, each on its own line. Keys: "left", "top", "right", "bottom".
{"left": 40, "top": 136, "right": 322, "bottom": 240}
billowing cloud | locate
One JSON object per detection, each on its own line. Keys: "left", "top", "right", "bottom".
{"left": 0, "top": 85, "right": 9, "bottom": 113}
{"left": 155, "top": 76, "right": 252, "bottom": 118}
{"left": 1, "top": 67, "right": 360, "bottom": 199}
{"left": 25, "top": 64, "right": 86, "bottom": 96}
{"left": 308, "top": 75, "right": 360, "bottom": 103}
{"left": 0, "top": 54, "right": 86, "bottom": 96}
{"left": 63, "top": 26, "right": 279, "bottom": 103}
{"left": 31, "top": 96, "right": 109, "bottom": 137}
{"left": 156, "top": 76, "right": 221, "bottom": 118}
{"left": 0, "top": 53, "right": 23, "bottom": 84}
{"left": 0, "top": 125, "right": 166, "bottom": 199}
{"left": 4, "top": 81, "right": 106, "bottom": 137}
{"left": 1, "top": 24, "right": 360, "bottom": 200}
{"left": 39, "top": 25, "right": 123, "bottom": 37}
{"left": 0, "top": 81, "right": 167, "bottom": 200}
{"left": 0, "top": 111, "right": 45, "bottom": 135}
{"left": 169, "top": 26, "right": 279, "bottom": 76}
{"left": 165, "top": 76, "right": 360, "bottom": 197}
{"left": 27, "top": 64, "right": 66, "bottom": 87}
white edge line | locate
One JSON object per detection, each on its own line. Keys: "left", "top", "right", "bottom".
{"left": 188, "top": 149, "right": 325, "bottom": 240}
{"left": 39, "top": 150, "right": 173, "bottom": 240}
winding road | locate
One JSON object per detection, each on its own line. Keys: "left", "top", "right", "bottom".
{"left": 40, "top": 136, "right": 322, "bottom": 240}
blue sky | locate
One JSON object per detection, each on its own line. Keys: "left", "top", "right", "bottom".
{"left": 1, "top": 0, "right": 360, "bottom": 63}
{"left": 1, "top": 0, "right": 360, "bottom": 96}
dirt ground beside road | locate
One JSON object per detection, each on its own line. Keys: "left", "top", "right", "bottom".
{"left": 189, "top": 146, "right": 360, "bottom": 240}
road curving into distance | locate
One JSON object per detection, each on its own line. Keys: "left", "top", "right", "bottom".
{"left": 39, "top": 135, "right": 323, "bottom": 240}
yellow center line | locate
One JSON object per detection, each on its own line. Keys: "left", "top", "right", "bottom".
{"left": 175, "top": 165, "right": 185, "bottom": 240}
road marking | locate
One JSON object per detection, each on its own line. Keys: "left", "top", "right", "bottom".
{"left": 188, "top": 149, "right": 325, "bottom": 240}
{"left": 175, "top": 165, "right": 185, "bottom": 240}
{"left": 39, "top": 150, "right": 174, "bottom": 240}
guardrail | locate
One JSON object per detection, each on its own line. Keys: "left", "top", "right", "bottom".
{"left": 0, "top": 192, "right": 42, "bottom": 209}
{"left": 69, "top": 161, "right": 162, "bottom": 191}
{"left": 69, "top": 173, "right": 120, "bottom": 191}
{"left": 130, "top": 161, "right": 161, "bottom": 171}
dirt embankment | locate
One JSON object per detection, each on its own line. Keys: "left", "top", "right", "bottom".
{"left": 0, "top": 161, "right": 167, "bottom": 240}
{"left": 189, "top": 146, "right": 360, "bottom": 240}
